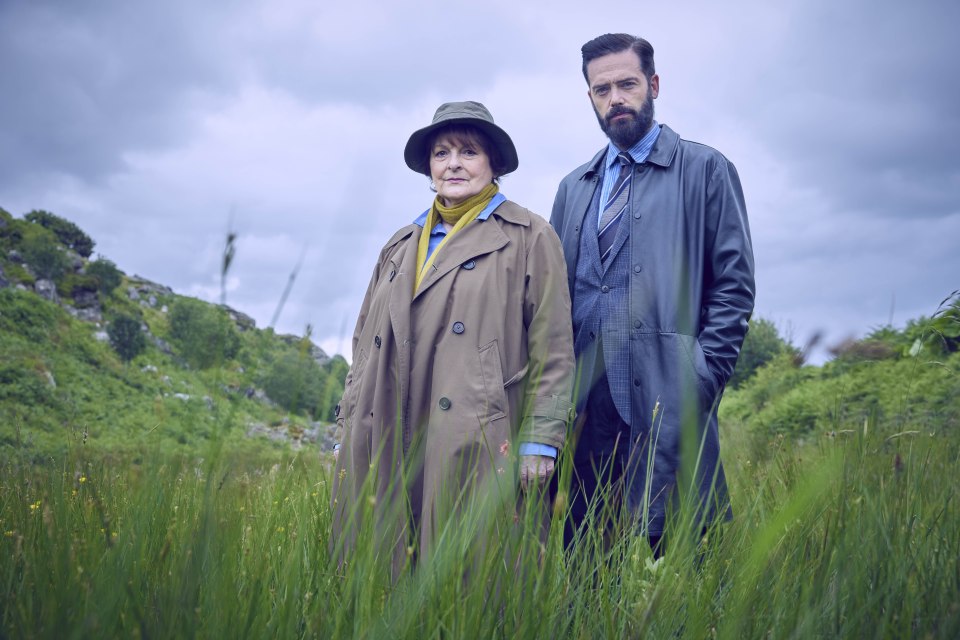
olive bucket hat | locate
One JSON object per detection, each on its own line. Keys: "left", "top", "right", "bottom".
{"left": 404, "top": 101, "right": 519, "bottom": 176}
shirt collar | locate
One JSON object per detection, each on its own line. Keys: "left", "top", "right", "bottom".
{"left": 605, "top": 121, "right": 661, "bottom": 170}
{"left": 413, "top": 191, "right": 506, "bottom": 228}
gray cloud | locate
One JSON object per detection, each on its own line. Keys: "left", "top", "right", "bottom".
{"left": 1, "top": 0, "right": 957, "bottom": 366}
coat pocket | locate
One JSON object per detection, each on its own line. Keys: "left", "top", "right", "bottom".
{"left": 477, "top": 340, "right": 507, "bottom": 423}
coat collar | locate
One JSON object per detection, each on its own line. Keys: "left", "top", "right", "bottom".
{"left": 412, "top": 213, "right": 510, "bottom": 300}
{"left": 576, "top": 123, "right": 681, "bottom": 181}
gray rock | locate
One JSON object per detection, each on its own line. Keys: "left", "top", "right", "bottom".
{"left": 65, "top": 250, "right": 84, "bottom": 273}
{"left": 75, "top": 307, "right": 103, "bottom": 323}
{"left": 203, "top": 396, "right": 214, "bottom": 410}
{"left": 128, "top": 275, "right": 173, "bottom": 297}
{"left": 277, "top": 333, "right": 331, "bottom": 366}
{"left": 173, "top": 393, "right": 191, "bottom": 401}
{"left": 94, "top": 330, "right": 110, "bottom": 342}
{"left": 44, "top": 370, "right": 56, "bottom": 388}
{"left": 220, "top": 304, "right": 256, "bottom": 331}
{"left": 8, "top": 249, "right": 23, "bottom": 264}
{"left": 15, "top": 283, "right": 28, "bottom": 291}
{"left": 151, "top": 336, "right": 173, "bottom": 355}
{"left": 161, "top": 375, "right": 172, "bottom": 385}
{"left": 73, "top": 289, "right": 99, "bottom": 309}
{"left": 160, "top": 305, "right": 168, "bottom": 313}
{"left": 142, "top": 364, "right": 159, "bottom": 373}
{"left": 127, "top": 286, "right": 140, "bottom": 301}
{"left": 148, "top": 295, "right": 157, "bottom": 307}
{"left": 34, "top": 279, "right": 58, "bottom": 302}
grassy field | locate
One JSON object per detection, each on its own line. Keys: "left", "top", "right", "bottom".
{"left": 2, "top": 408, "right": 958, "bottom": 639}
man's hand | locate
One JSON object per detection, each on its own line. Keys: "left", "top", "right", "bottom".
{"left": 519, "top": 454, "right": 555, "bottom": 490}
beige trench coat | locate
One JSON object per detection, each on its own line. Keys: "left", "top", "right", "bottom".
{"left": 331, "top": 199, "right": 574, "bottom": 571}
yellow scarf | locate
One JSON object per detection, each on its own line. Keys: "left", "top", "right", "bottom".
{"left": 415, "top": 183, "right": 498, "bottom": 291}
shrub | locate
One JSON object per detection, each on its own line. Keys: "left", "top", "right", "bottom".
{"left": 19, "top": 226, "right": 68, "bottom": 280}
{"left": 86, "top": 257, "right": 123, "bottom": 295}
{"left": 729, "top": 318, "right": 796, "bottom": 388}
{"left": 168, "top": 298, "right": 241, "bottom": 369}
{"left": 107, "top": 314, "right": 147, "bottom": 362}
{"left": 56, "top": 273, "right": 100, "bottom": 300}
{"left": 24, "top": 209, "right": 95, "bottom": 258}
{"left": 0, "top": 288, "right": 59, "bottom": 341}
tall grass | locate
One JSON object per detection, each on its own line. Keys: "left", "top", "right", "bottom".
{"left": 2, "top": 421, "right": 957, "bottom": 639}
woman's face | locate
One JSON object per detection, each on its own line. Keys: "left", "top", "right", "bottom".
{"left": 429, "top": 132, "right": 494, "bottom": 207}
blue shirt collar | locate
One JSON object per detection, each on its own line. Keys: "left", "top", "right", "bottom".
{"left": 413, "top": 191, "right": 506, "bottom": 228}
{"left": 605, "top": 121, "right": 661, "bottom": 170}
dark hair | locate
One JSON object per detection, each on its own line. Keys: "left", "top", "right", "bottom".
{"left": 581, "top": 33, "right": 655, "bottom": 84}
{"left": 424, "top": 124, "right": 508, "bottom": 179}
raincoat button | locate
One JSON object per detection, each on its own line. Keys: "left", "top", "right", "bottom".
{"left": 601, "top": 285, "right": 610, "bottom": 293}
{"left": 452, "top": 321, "right": 465, "bottom": 334}
{"left": 439, "top": 397, "right": 452, "bottom": 410}
{"left": 374, "top": 335, "right": 382, "bottom": 348}
{"left": 463, "top": 260, "right": 476, "bottom": 270}
{"left": 634, "top": 265, "right": 642, "bottom": 273}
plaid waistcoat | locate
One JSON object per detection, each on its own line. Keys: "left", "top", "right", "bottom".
{"left": 571, "top": 184, "right": 632, "bottom": 424}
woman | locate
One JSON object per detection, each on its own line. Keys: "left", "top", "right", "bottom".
{"left": 330, "top": 101, "right": 574, "bottom": 572}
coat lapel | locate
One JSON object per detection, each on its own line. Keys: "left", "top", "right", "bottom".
{"left": 412, "top": 218, "right": 509, "bottom": 300}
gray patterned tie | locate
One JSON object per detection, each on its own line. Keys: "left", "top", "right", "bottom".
{"left": 598, "top": 152, "right": 633, "bottom": 262}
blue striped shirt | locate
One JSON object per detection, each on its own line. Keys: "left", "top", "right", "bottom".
{"left": 597, "top": 122, "right": 661, "bottom": 223}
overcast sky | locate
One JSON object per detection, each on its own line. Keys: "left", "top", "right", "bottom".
{"left": 2, "top": 0, "right": 957, "bottom": 363}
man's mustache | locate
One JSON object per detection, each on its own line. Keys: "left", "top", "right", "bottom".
{"left": 605, "top": 106, "right": 638, "bottom": 124}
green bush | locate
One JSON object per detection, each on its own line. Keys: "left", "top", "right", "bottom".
{"left": 729, "top": 318, "right": 796, "bottom": 388}
{"left": 24, "top": 209, "right": 95, "bottom": 258}
{"left": 168, "top": 298, "right": 241, "bottom": 369}
{"left": 0, "top": 288, "right": 59, "bottom": 341}
{"left": 19, "top": 226, "right": 68, "bottom": 280}
{"left": 56, "top": 273, "right": 100, "bottom": 300}
{"left": 107, "top": 314, "right": 147, "bottom": 363}
{"left": 85, "top": 257, "right": 123, "bottom": 295}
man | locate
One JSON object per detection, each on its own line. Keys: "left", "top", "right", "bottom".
{"left": 550, "top": 33, "right": 755, "bottom": 555}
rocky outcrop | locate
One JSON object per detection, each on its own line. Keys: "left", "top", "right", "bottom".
{"left": 276, "top": 333, "right": 330, "bottom": 366}
{"left": 246, "top": 418, "right": 336, "bottom": 451}
{"left": 221, "top": 304, "right": 256, "bottom": 331}
{"left": 34, "top": 279, "right": 59, "bottom": 303}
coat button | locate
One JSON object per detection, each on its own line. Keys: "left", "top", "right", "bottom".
{"left": 462, "top": 260, "right": 476, "bottom": 270}
{"left": 389, "top": 270, "right": 396, "bottom": 281}
{"left": 634, "top": 265, "right": 642, "bottom": 273}
{"left": 374, "top": 335, "right": 382, "bottom": 348}
{"left": 452, "top": 321, "right": 465, "bottom": 334}
{"left": 601, "top": 285, "right": 610, "bottom": 293}
{"left": 634, "top": 319, "right": 642, "bottom": 329}
{"left": 438, "top": 397, "right": 452, "bottom": 410}
{"left": 633, "top": 212, "right": 641, "bottom": 219}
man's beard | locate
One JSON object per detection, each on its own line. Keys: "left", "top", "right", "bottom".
{"left": 596, "top": 89, "right": 655, "bottom": 149}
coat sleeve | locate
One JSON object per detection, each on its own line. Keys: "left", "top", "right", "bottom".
{"left": 698, "top": 157, "right": 756, "bottom": 391}
{"left": 333, "top": 250, "right": 386, "bottom": 444}
{"left": 518, "top": 222, "right": 576, "bottom": 450}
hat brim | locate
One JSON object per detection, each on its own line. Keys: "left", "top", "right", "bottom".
{"left": 404, "top": 118, "right": 519, "bottom": 177}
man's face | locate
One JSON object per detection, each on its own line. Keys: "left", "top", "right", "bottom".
{"left": 586, "top": 49, "right": 659, "bottom": 150}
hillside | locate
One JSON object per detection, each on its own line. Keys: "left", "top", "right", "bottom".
{"left": 0, "top": 207, "right": 347, "bottom": 460}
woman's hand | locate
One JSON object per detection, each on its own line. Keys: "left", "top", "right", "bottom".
{"left": 519, "top": 454, "right": 555, "bottom": 490}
